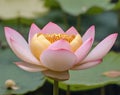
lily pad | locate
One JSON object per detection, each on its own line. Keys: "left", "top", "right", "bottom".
{"left": 49, "top": 52, "right": 120, "bottom": 91}
{"left": 56, "top": 0, "right": 115, "bottom": 16}
{"left": 0, "top": 49, "right": 45, "bottom": 94}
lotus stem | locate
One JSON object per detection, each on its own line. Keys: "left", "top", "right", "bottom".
{"left": 66, "top": 85, "right": 70, "bottom": 95}
{"left": 53, "top": 80, "right": 59, "bottom": 95}
{"left": 101, "top": 86, "right": 105, "bottom": 95}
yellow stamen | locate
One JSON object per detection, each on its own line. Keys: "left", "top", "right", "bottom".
{"left": 39, "top": 33, "right": 75, "bottom": 43}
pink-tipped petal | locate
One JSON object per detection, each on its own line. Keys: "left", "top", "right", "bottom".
{"left": 10, "top": 39, "right": 41, "bottom": 65}
{"left": 42, "top": 70, "right": 69, "bottom": 81}
{"left": 48, "top": 40, "right": 71, "bottom": 51}
{"left": 4, "top": 27, "right": 40, "bottom": 65}
{"left": 40, "top": 49, "right": 77, "bottom": 72}
{"left": 66, "top": 26, "right": 78, "bottom": 35}
{"left": 28, "top": 23, "right": 41, "bottom": 43}
{"left": 15, "top": 62, "right": 47, "bottom": 72}
{"left": 82, "top": 33, "right": 118, "bottom": 62}
{"left": 71, "top": 59, "right": 102, "bottom": 70}
{"left": 75, "top": 38, "right": 93, "bottom": 64}
{"left": 41, "top": 22, "right": 64, "bottom": 34}
{"left": 82, "top": 25, "right": 95, "bottom": 42}
{"left": 4, "top": 27, "right": 28, "bottom": 48}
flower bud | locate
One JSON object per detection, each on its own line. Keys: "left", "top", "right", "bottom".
{"left": 5, "top": 79, "right": 19, "bottom": 90}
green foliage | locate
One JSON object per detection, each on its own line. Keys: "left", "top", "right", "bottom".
{"left": 44, "top": 0, "right": 60, "bottom": 9}
{"left": 57, "top": 52, "right": 120, "bottom": 91}
{"left": 56, "top": 0, "right": 115, "bottom": 16}
{"left": 0, "top": 49, "right": 45, "bottom": 95}
{"left": 80, "top": 12, "right": 120, "bottom": 50}
{"left": 114, "top": 0, "right": 120, "bottom": 9}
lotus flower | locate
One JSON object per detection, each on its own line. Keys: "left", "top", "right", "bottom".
{"left": 4, "top": 22, "right": 118, "bottom": 80}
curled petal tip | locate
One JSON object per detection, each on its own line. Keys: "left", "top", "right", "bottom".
{"left": 30, "top": 23, "right": 39, "bottom": 29}
{"left": 87, "top": 25, "right": 95, "bottom": 32}
{"left": 66, "top": 26, "right": 78, "bottom": 35}
{"left": 112, "top": 33, "right": 118, "bottom": 37}
{"left": 30, "top": 23, "right": 40, "bottom": 31}
{"left": 82, "top": 25, "right": 95, "bottom": 42}
{"left": 4, "top": 27, "right": 18, "bottom": 36}
{"left": 107, "top": 33, "right": 118, "bottom": 41}
{"left": 48, "top": 22, "right": 58, "bottom": 25}
{"left": 48, "top": 22, "right": 54, "bottom": 24}
{"left": 4, "top": 27, "right": 8, "bottom": 30}
{"left": 46, "top": 22, "right": 57, "bottom": 26}
{"left": 4, "top": 26, "right": 9, "bottom": 29}
{"left": 69, "top": 26, "right": 76, "bottom": 30}
{"left": 90, "top": 25, "right": 95, "bottom": 29}
{"left": 4, "top": 27, "right": 9, "bottom": 36}
{"left": 31, "top": 23, "right": 36, "bottom": 26}
{"left": 4, "top": 27, "right": 12, "bottom": 33}
{"left": 42, "top": 22, "right": 64, "bottom": 34}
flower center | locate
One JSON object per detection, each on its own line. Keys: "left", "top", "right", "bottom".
{"left": 38, "top": 33, "right": 75, "bottom": 43}
{"left": 30, "top": 33, "right": 82, "bottom": 59}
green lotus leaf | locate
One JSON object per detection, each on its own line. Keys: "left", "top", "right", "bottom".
{"left": 48, "top": 52, "right": 120, "bottom": 91}
{"left": 0, "top": 49, "right": 45, "bottom": 94}
{"left": 56, "top": 0, "right": 115, "bottom": 16}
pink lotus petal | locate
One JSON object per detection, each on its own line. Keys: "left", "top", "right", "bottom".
{"left": 75, "top": 38, "right": 93, "bottom": 64}
{"left": 10, "top": 39, "right": 41, "bottom": 65}
{"left": 28, "top": 23, "right": 41, "bottom": 43}
{"left": 41, "top": 22, "right": 64, "bottom": 34}
{"left": 4, "top": 27, "right": 28, "bottom": 48}
{"left": 4, "top": 27, "right": 40, "bottom": 65}
{"left": 82, "top": 33, "right": 118, "bottom": 62}
{"left": 66, "top": 26, "right": 78, "bottom": 35}
{"left": 82, "top": 25, "right": 95, "bottom": 42}
{"left": 30, "top": 34, "right": 51, "bottom": 59}
{"left": 103, "top": 70, "right": 120, "bottom": 78}
{"left": 71, "top": 59, "right": 102, "bottom": 70}
{"left": 15, "top": 62, "right": 47, "bottom": 72}
{"left": 42, "top": 70, "right": 69, "bottom": 80}
{"left": 48, "top": 40, "right": 71, "bottom": 51}
{"left": 40, "top": 49, "right": 77, "bottom": 71}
